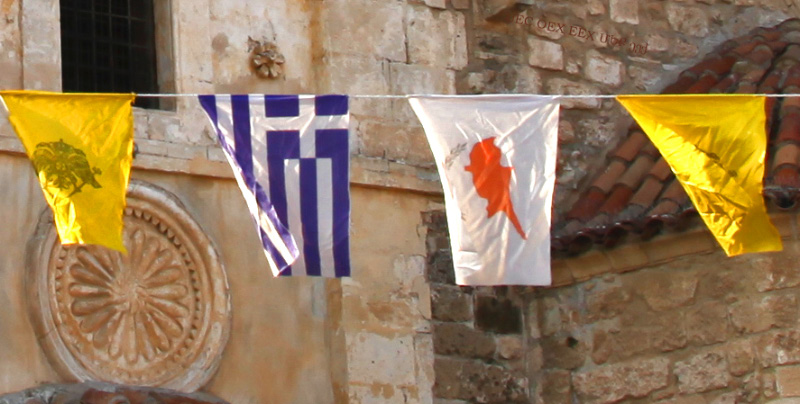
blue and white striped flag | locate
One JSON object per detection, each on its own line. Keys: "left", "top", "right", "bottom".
{"left": 198, "top": 94, "right": 351, "bottom": 277}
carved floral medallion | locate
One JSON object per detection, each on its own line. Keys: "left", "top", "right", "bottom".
{"left": 27, "top": 180, "right": 230, "bottom": 392}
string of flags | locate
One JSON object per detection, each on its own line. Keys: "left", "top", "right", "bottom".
{"left": 0, "top": 90, "right": 787, "bottom": 286}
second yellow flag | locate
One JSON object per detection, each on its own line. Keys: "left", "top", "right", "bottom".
{"left": 1, "top": 91, "right": 135, "bottom": 252}
{"left": 617, "top": 94, "right": 781, "bottom": 256}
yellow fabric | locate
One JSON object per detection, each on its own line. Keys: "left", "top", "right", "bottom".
{"left": 1, "top": 90, "right": 135, "bottom": 252}
{"left": 617, "top": 94, "right": 781, "bottom": 256}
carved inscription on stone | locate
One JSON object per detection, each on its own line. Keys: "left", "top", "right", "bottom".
{"left": 28, "top": 181, "right": 230, "bottom": 392}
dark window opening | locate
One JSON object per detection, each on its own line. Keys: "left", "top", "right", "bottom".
{"left": 60, "top": 0, "right": 159, "bottom": 109}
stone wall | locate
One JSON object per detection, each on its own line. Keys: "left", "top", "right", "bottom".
{"left": 458, "top": 0, "right": 795, "bottom": 209}
{"left": 427, "top": 209, "right": 800, "bottom": 404}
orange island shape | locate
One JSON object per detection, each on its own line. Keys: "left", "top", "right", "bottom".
{"left": 464, "top": 137, "right": 527, "bottom": 240}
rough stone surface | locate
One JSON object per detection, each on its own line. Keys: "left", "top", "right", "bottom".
{"left": 777, "top": 366, "right": 800, "bottom": 396}
{"left": 573, "top": 358, "right": 670, "bottom": 403}
{"left": 674, "top": 352, "right": 730, "bottom": 394}
{"left": 474, "top": 295, "right": 523, "bottom": 334}
{"left": 610, "top": 0, "right": 639, "bottom": 24}
{"left": 527, "top": 37, "right": 564, "bottom": 70}
{"left": 433, "top": 323, "right": 496, "bottom": 359}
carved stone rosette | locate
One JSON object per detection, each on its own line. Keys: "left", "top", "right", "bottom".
{"left": 27, "top": 180, "right": 231, "bottom": 392}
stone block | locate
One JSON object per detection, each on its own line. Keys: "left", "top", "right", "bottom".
{"left": 730, "top": 295, "right": 798, "bottom": 334}
{"left": 433, "top": 323, "right": 496, "bottom": 359}
{"left": 725, "top": 339, "right": 755, "bottom": 376}
{"left": 759, "top": 329, "right": 800, "bottom": 367}
{"left": 573, "top": 358, "right": 670, "bottom": 403}
{"left": 585, "top": 53, "right": 624, "bottom": 86}
{"left": 753, "top": 252, "right": 800, "bottom": 292}
{"left": 537, "top": 369, "right": 572, "bottom": 404}
{"left": 326, "top": 53, "right": 390, "bottom": 101}
{"left": 496, "top": 335, "right": 523, "bottom": 360}
{"left": 347, "top": 332, "right": 416, "bottom": 386}
{"left": 666, "top": 5, "right": 709, "bottom": 37}
{"left": 323, "top": 0, "right": 406, "bottom": 62}
{"left": 431, "top": 284, "right": 472, "bottom": 322}
{"left": 628, "top": 65, "right": 663, "bottom": 91}
{"left": 389, "top": 63, "right": 455, "bottom": 123}
{"left": 545, "top": 79, "right": 602, "bottom": 109}
{"left": 414, "top": 333, "right": 436, "bottom": 404}
{"left": 407, "top": 7, "right": 468, "bottom": 69}
{"left": 433, "top": 358, "right": 527, "bottom": 402}
{"left": 778, "top": 366, "right": 800, "bottom": 396}
{"left": 588, "top": 0, "right": 605, "bottom": 15}
{"left": 427, "top": 249, "right": 456, "bottom": 285}
{"left": 424, "top": 0, "right": 447, "bottom": 8}
{"left": 633, "top": 269, "right": 697, "bottom": 311}
{"left": 685, "top": 301, "right": 730, "bottom": 346}
{"left": 585, "top": 285, "right": 631, "bottom": 322}
{"left": 450, "top": 0, "right": 470, "bottom": 9}
{"left": 610, "top": 0, "right": 638, "bottom": 24}
{"left": 527, "top": 37, "right": 563, "bottom": 70}
{"left": 357, "top": 119, "right": 433, "bottom": 166}
{"left": 145, "top": 110, "right": 182, "bottom": 142}
{"left": 542, "top": 335, "right": 586, "bottom": 370}
{"left": 674, "top": 351, "right": 730, "bottom": 394}
{"left": 475, "top": 295, "right": 522, "bottom": 334}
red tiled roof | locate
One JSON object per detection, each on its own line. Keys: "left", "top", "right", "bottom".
{"left": 552, "top": 18, "right": 800, "bottom": 256}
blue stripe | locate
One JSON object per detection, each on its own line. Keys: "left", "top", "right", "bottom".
{"left": 300, "top": 158, "right": 321, "bottom": 276}
{"left": 200, "top": 95, "right": 296, "bottom": 274}
{"left": 267, "top": 130, "right": 301, "bottom": 276}
{"left": 316, "top": 128, "right": 350, "bottom": 277}
{"left": 231, "top": 95, "right": 254, "bottom": 189}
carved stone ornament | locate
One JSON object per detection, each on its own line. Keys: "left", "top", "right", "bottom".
{"left": 247, "top": 36, "right": 285, "bottom": 79}
{"left": 27, "top": 180, "right": 231, "bottom": 392}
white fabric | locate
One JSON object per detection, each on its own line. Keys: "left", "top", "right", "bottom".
{"left": 409, "top": 95, "right": 559, "bottom": 286}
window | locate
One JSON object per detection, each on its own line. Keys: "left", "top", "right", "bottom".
{"left": 60, "top": 0, "right": 171, "bottom": 109}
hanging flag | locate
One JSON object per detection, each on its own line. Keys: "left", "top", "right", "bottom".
{"left": 0, "top": 90, "right": 135, "bottom": 252}
{"left": 409, "top": 95, "right": 559, "bottom": 286}
{"left": 198, "top": 94, "right": 351, "bottom": 277}
{"left": 617, "top": 94, "right": 781, "bottom": 256}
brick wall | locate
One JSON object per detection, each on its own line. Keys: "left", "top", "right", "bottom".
{"left": 426, "top": 210, "right": 800, "bottom": 403}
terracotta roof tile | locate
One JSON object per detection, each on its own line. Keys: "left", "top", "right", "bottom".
{"left": 774, "top": 166, "right": 800, "bottom": 188}
{"left": 662, "top": 75, "right": 698, "bottom": 94}
{"left": 660, "top": 179, "right": 689, "bottom": 203}
{"left": 598, "top": 185, "right": 635, "bottom": 215}
{"left": 777, "top": 113, "right": 800, "bottom": 143}
{"left": 590, "top": 160, "right": 628, "bottom": 194}
{"left": 565, "top": 188, "right": 607, "bottom": 221}
{"left": 729, "top": 41, "right": 763, "bottom": 56}
{"left": 629, "top": 176, "right": 665, "bottom": 207}
{"left": 773, "top": 143, "right": 800, "bottom": 169}
{"left": 612, "top": 131, "right": 648, "bottom": 162}
{"left": 649, "top": 158, "right": 672, "bottom": 182}
{"left": 617, "top": 155, "right": 656, "bottom": 189}
{"left": 553, "top": 18, "right": 800, "bottom": 256}
{"left": 686, "top": 73, "right": 721, "bottom": 93}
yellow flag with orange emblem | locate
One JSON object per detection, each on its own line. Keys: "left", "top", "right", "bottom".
{"left": 617, "top": 94, "right": 781, "bottom": 256}
{"left": 0, "top": 90, "right": 135, "bottom": 252}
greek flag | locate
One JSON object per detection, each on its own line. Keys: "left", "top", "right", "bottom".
{"left": 198, "top": 94, "right": 351, "bottom": 277}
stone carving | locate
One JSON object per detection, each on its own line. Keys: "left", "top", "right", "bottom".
{"left": 27, "top": 180, "right": 230, "bottom": 392}
{"left": 247, "top": 37, "right": 285, "bottom": 79}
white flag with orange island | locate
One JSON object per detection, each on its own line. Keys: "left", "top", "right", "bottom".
{"left": 409, "top": 95, "right": 559, "bottom": 286}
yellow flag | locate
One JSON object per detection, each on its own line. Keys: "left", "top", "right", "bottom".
{"left": 1, "top": 90, "right": 135, "bottom": 252}
{"left": 616, "top": 94, "right": 781, "bottom": 256}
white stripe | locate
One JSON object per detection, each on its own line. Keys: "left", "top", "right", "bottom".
{"left": 284, "top": 159, "right": 306, "bottom": 276}
{"left": 249, "top": 95, "right": 270, "bottom": 196}
{"left": 317, "top": 158, "right": 335, "bottom": 277}
{"left": 298, "top": 97, "right": 316, "bottom": 158}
